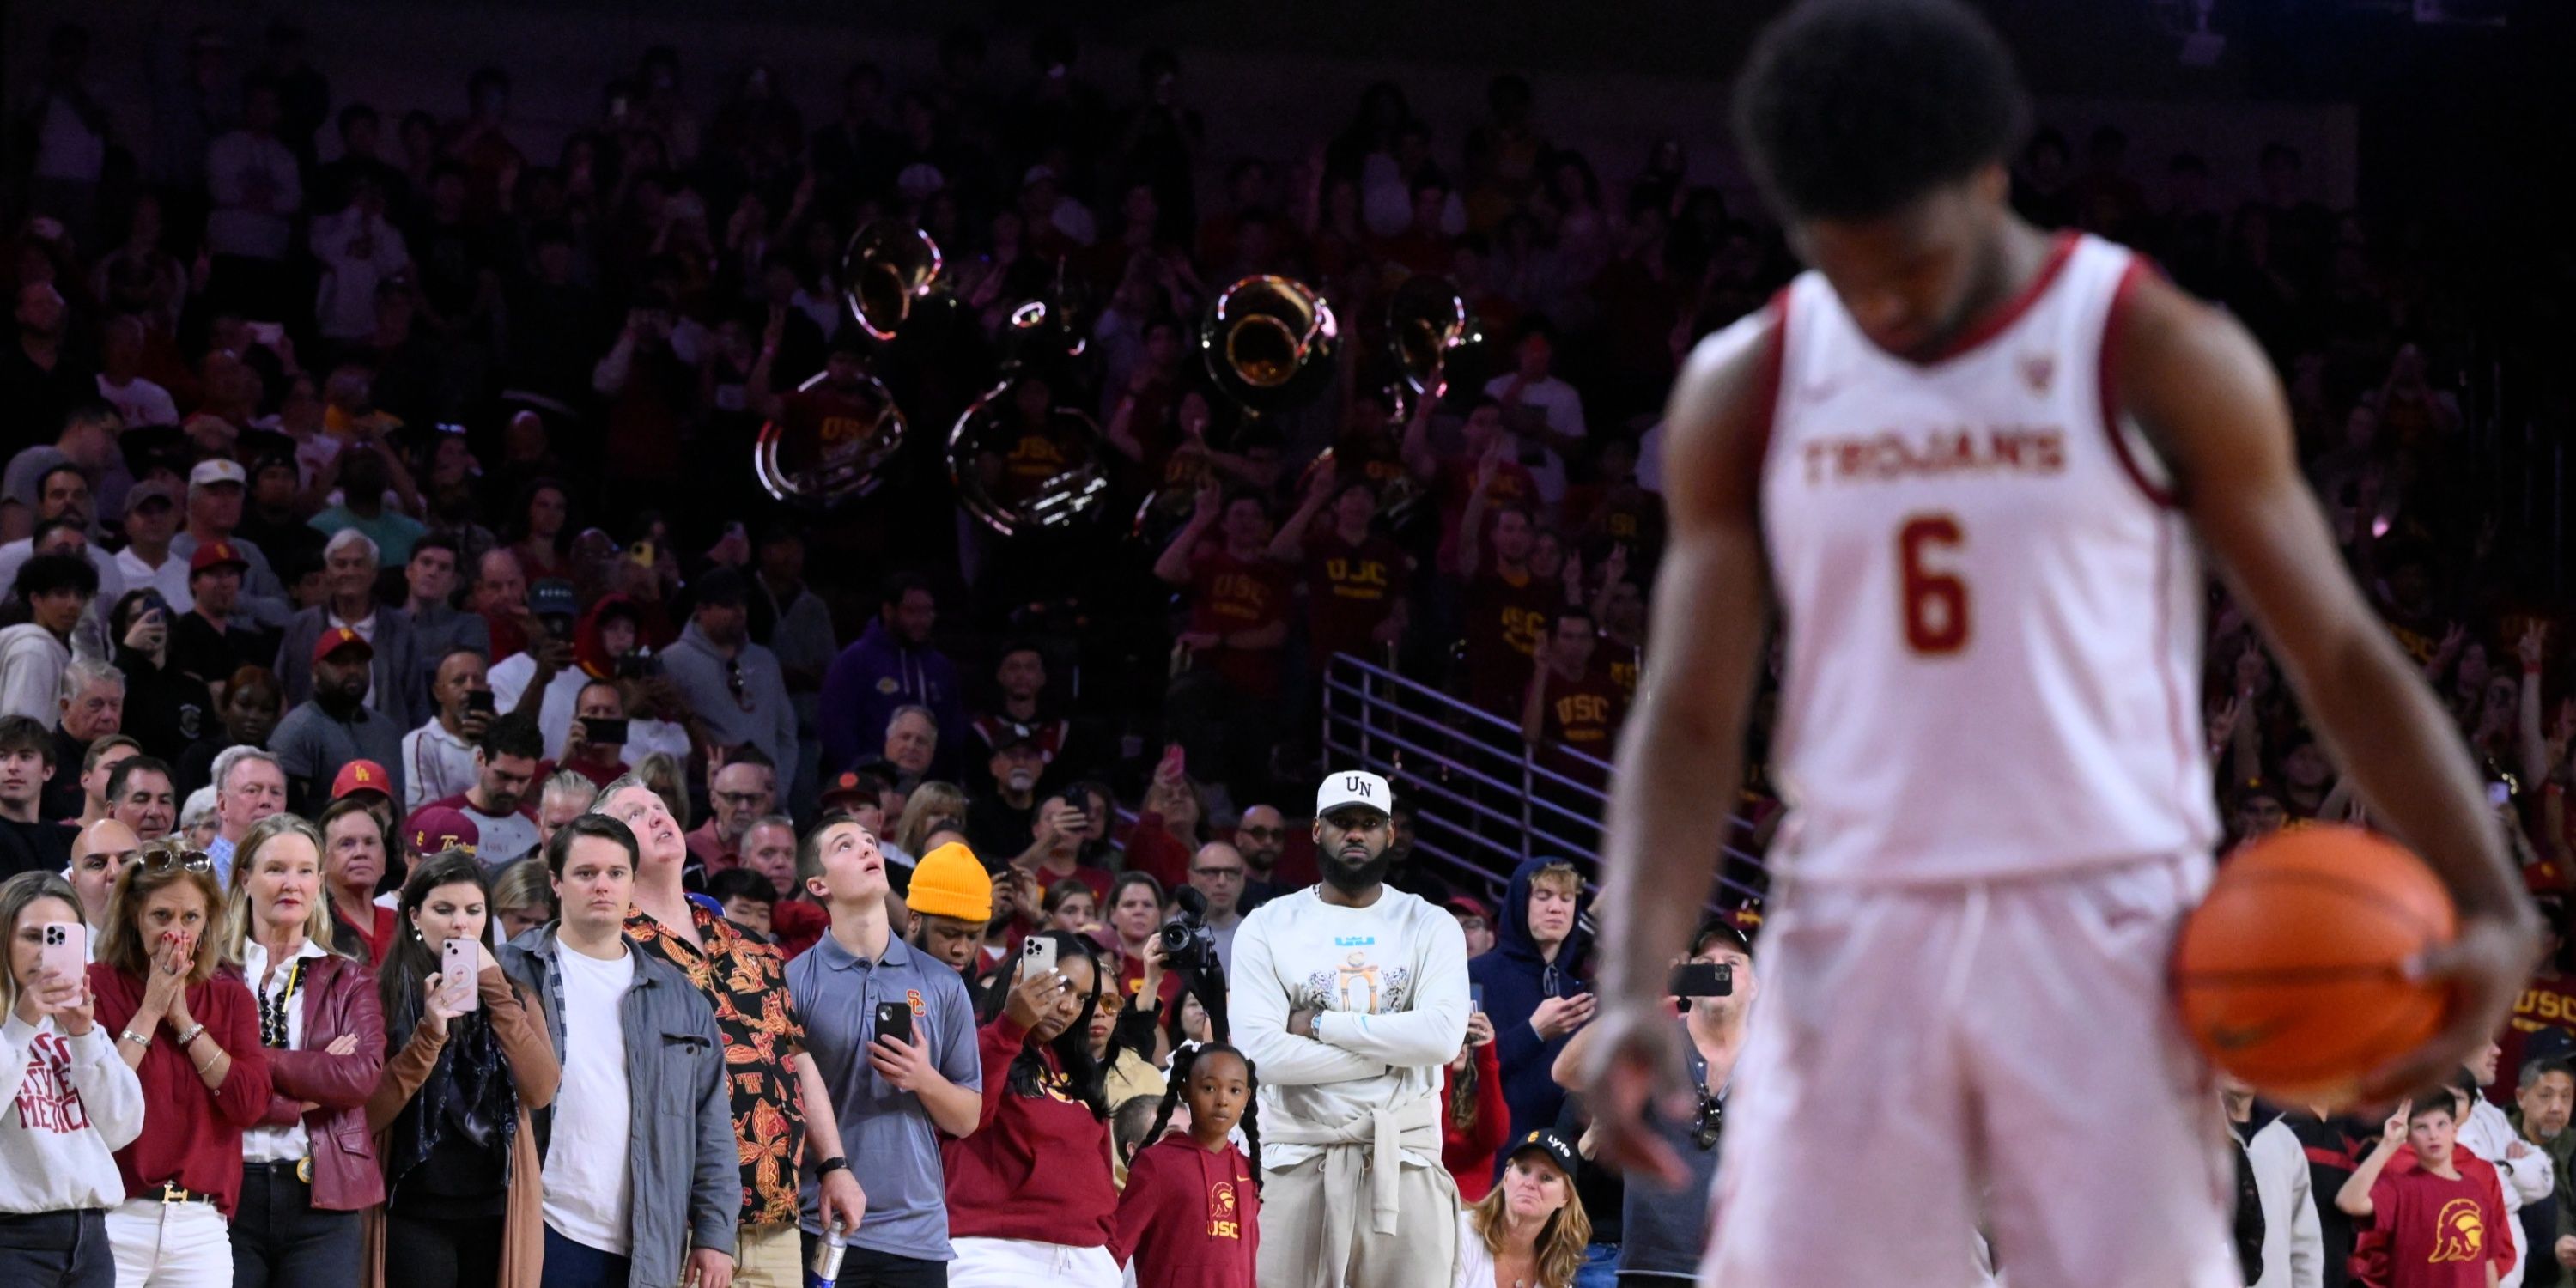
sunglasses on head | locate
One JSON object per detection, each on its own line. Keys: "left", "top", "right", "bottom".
{"left": 140, "top": 842, "right": 214, "bottom": 874}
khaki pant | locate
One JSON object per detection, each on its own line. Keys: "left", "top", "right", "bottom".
{"left": 1255, "top": 1155, "right": 1459, "bottom": 1288}
{"left": 731, "top": 1222, "right": 803, "bottom": 1288}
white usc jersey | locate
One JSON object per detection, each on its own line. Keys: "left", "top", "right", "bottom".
{"left": 1749, "top": 232, "right": 2219, "bottom": 884}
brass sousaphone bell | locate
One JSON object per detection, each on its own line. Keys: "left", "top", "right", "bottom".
{"left": 948, "top": 266, "right": 1112, "bottom": 538}
{"left": 750, "top": 221, "right": 939, "bottom": 507}
{"left": 1132, "top": 274, "right": 1340, "bottom": 539}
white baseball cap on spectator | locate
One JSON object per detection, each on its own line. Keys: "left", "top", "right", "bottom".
{"left": 1315, "top": 769, "right": 1394, "bottom": 820}
{"left": 189, "top": 458, "right": 246, "bottom": 490}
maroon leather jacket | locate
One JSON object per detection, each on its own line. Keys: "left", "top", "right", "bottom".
{"left": 234, "top": 952, "right": 388, "bottom": 1211}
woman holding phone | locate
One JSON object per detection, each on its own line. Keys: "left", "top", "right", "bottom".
{"left": 89, "top": 837, "right": 270, "bottom": 1287}
{"left": 107, "top": 590, "right": 216, "bottom": 767}
{"left": 220, "top": 814, "right": 386, "bottom": 1288}
{"left": 944, "top": 930, "right": 1121, "bottom": 1287}
{"left": 0, "top": 871, "right": 146, "bottom": 1287}
{"left": 365, "top": 850, "right": 558, "bottom": 1288}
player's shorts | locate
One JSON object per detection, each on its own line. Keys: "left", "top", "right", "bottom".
{"left": 1700, "top": 852, "right": 2240, "bottom": 1288}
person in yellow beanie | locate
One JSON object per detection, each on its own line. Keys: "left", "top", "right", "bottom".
{"left": 905, "top": 841, "right": 993, "bottom": 978}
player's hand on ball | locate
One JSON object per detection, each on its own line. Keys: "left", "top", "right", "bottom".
{"left": 2362, "top": 911, "right": 2544, "bottom": 1103}
{"left": 1573, "top": 1000, "right": 1694, "bottom": 1188}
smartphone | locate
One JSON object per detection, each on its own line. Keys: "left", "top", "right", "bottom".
{"left": 137, "top": 589, "right": 170, "bottom": 619}
{"left": 874, "top": 1000, "right": 914, "bottom": 1048}
{"left": 440, "top": 939, "right": 481, "bottom": 1012}
{"left": 1668, "top": 961, "right": 1734, "bottom": 999}
{"left": 37, "top": 922, "right": 84, "bottom": 981}
{"left": 1470, "top": 983, "right": 1485, "bottom": 1015}
{"left": 1157, "top": 744, "right": 1187, "bottom": 781}
{"left": 1022, "top": 935, "right": 1059, "bottom": 979}
{"left": 465, "top": 690, "right": 496, "bottom": 714}
{"left": 2487, "top": 780, "right": 2514, "bottom": 808}
{"left": 583, "top": 717, "right": 631, "bottom": 746}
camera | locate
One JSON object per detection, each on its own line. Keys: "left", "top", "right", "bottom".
{"left": 1157, "top": 886, "right": 1222, "bottom": 980}
{"left": 615, "top": 647, "right": 662, "bottom": 680}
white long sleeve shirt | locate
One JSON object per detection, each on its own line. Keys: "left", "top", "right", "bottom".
{"left": 0, "top": 1013, "right": 146, "bottom": 1213}
{"left": 2243, "top": 1115, "right": 2324, "bottom": 1288}
{"left": 1225, "top": 883, "right": 1470, "bottom": 1171}
{"left": 204, "top": 131, "right": 300, "bottom": 261}
{"left": 2464, "top": 1097, "right": 2554, "bottom": 1288}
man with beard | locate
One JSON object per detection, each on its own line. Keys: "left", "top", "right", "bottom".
{"left": 270, "top": 625, "right": 408, "bottom": 810}
{"left": 407, "top": 709, "right": 543, "bottom": 869}
{"left": 1230, "top": 769, "right": 1470, "bottom": 1288}
{"left": 1233, "top": 802, "right": 1289, "bottom": 912}
{"left": 2512, "top": 1057, "right": 2576, "bottom": 1288}
{"left": 964, "top": 730, "right": 1050, "bottom": 866}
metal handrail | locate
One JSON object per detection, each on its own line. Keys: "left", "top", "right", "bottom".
{"left": 1319, "top": 653, "right": 1771, "bottom": 908}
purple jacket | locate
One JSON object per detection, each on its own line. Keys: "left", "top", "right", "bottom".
{"left": 817, "top": 618, "right": 968, "bottom": 778}
{"left": 234, "top": 952, "right": 388, "bottom": 1211}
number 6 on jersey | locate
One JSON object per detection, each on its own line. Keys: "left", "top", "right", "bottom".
{"left": 1899, "top": 513, "right": 1969, "bottom": 655}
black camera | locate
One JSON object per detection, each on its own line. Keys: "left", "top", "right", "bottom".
{"left": 615, "top": 647, "right": 662, "bottom": 679}
{"left": 1157, "top": 886, "right": 1222, "bottom": 980}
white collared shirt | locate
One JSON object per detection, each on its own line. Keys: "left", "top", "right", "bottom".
{"left": 239, "top": 938, "right": 331, "bottom": 1163}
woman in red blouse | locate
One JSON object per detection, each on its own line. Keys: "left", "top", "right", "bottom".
{"left": 88, "top": 839, "right": 271, "bottom": 1287}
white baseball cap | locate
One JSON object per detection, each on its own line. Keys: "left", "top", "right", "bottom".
{"left": 1315, "top": 769, "right": 1394, "bottom": 819}
{"left": 189, "top": 458, "right": 246, "bottom": 490}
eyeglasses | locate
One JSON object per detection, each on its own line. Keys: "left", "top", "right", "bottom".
{"left": 712, "top": 791, "right": 769, "bottom": 810}
{"left": 1691, "top": 1090, "right": 1725, "bottom": 1151}
{"left": 1238, "top": 826, "right": 1285, "bottom": 840}
{"left": 725, "top": 659, "right": 752, "bottom": 711}
{"left": 1191, "top": 866, "right": 1246, "bottom": 881}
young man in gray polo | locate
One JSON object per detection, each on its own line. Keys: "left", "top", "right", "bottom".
{"left": 787, "top": 817, "right": 982, "bottom": 1287}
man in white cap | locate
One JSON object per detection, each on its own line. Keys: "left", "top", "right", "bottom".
{"left": 166, "top": 457, "right": 289, "bottom": 626}
{"left": 1229, "top": 768, "right": 1469, "bottom": 1288}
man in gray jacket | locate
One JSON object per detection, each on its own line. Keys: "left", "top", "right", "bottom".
{"left": 501, "top": 813, "right": 737, "bottom": 1288}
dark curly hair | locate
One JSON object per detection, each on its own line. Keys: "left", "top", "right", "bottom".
{"left": 1145, "top": 1041, "right": 1263, "bottom": 1194}
{"left": 975, "top": 929, "right": 1111, "bottom": 1120}
{"left": 1731, "top": 0, "right": 2030, "bottom": 222}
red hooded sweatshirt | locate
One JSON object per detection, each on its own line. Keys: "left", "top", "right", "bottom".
{"left": 1441, "top": 1037, "right": 1510, "bottom": 1202}
{"left": 1111, "top": 1133, "right": 1260, "bottom": 1288}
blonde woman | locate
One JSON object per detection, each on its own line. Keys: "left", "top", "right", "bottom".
{"left": 1453, "top": 1130, "right": 1591, "bottom": 1288}
{"left": 220, "top": 814, "right": 386, "bottom": 1288}
{"left": 894, "top": 780, "right": 969, "bottom": 859}
{"left": 88, "top": 840, "right": 270, "bottom": 1287}
{"left": 0, "top": 870, "right": 145, "bottom": 1286}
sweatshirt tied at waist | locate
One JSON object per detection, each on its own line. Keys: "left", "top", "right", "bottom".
{"left": 1263, "top": 1096, "right": 1442, "bottom": 1262}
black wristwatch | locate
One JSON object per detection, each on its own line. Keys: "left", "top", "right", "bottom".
{"left": 816, "top": 1156, "right": 850, "bottom": 1179}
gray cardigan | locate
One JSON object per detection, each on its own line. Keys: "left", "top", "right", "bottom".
{"left": 501, "top": 927, "right": 737, "bottom": 1285}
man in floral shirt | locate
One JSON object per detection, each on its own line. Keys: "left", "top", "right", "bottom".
{"left": 594, "top": 775, "right": 867, "bottom": 1288}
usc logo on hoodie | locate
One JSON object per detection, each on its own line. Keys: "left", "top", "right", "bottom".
{"left": 1207, "top": 1180, "right": 1241, "bottom": 1240}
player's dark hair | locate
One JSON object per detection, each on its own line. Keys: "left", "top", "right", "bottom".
{"left": 1731, "top": 0, "right": 2030, "bottom": 222}
{"left": 1146, "top": 1041, "right": 1263, "bottom": 1192}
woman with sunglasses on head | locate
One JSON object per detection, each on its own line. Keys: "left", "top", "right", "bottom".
{"left": 218, "top": 814, "right": 386, "bottom": 1288}
{"left": 0, "top": 872, "right": 146, "bottom": 1288}
{"left": 362, "top": 851, "right": 559, "bottom": 1288}
{"left": 944, "top": 929, "right": 1122, "bottom": 1287}
{"left": 88, "top": 840, "right": 271, "bottom": 1288}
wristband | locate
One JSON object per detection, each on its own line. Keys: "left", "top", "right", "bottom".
{"left": 118, "top": 1028, "right": 150, "bottom": 1047}
{"left": 176, "top": 1023, "right": 208, "bottom": 1048}
{"left": 815, "top": 1156, "right": 849, "bottom": 1179}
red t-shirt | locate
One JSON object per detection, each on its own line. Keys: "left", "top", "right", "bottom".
{"left": 1435, "top": 457, "right": 1539, "bottom": 576}
{"left": 1188, "top": 544, "right": 1291, "bottom": 696}
{"left": 1464, "top": 569, "right": 1563, "bottom": 716}
{"left": 1111, "top": 1135, "right": 1261, "bottom": 1288}
{"left": 2368, "top": 1157, "right": 2510, "bottom": 1288}
{"left": 1303, "top": 531, "right": 1411, "bottom": 669}
{"left": 1538, "top": 660, "right": 1631, "bottom": 756}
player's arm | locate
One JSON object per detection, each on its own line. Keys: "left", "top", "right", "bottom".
{"left": 2118, "top": 272, "right": 2543, "bottom": 1096}
{"left": 1577, "top": 311, "right": 1777, "bottom": 1185}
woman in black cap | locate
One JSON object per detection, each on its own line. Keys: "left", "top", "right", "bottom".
{"left": 1453, "top": 1127, "right": 1592, "bottom": 1288}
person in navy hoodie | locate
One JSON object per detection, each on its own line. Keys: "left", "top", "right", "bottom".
{"left": 1467, "top": 856, "right": 1594, "bottom": 1157}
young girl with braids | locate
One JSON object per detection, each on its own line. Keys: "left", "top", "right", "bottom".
{"left": 1110, "top": 1042, "right": 1262, "bottom": 1288}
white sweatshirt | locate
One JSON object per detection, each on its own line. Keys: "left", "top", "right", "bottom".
{"left": 1226, "top": 884, "right": 1471, "bottom": 1171}
{"left": 0, "top": 1012, "right": 145, "bottom": 1213}
{"left": 2242, "top": 1115, "right": 2324, "bottom": 1288}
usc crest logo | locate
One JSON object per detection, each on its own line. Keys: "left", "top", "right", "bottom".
{"left": 1207, "top": 1180, "right": 1241, "bottom": 1240}
{"left": 2430, "top": 1196, "right": 2483, "bottom": 1263}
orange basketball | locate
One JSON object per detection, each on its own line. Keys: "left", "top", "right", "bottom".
{"left": 2173, "top": 825, "right": 2457, "bottom": 1103}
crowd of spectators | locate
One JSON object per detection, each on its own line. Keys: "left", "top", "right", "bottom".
{"left": 0, "top": 11, "right": 2568, "bottom": 1288}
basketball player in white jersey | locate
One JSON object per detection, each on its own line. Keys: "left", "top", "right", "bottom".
{"left": 1580, "top": 2, "right": 2540, "bottom": 1285}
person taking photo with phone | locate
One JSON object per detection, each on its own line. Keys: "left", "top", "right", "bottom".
{"left": 400, "top": 647, "right": 492, "bottom": 813}
{"left": 364, "top": 850, "right": 559, "bottom": 1288}
{"left": 217, "top": 813, "right": 386, "bottom": 1288}
{"left": 944, "top": 929, "right": 1120, "bottom": 1287}
{"left": 1551, "top": 916, "right": 1758, "bottom": 1285}
{"left": 788, "top": 817, "right": 981, "bottom": 1287}
{"left": 0, "top": 870, "right": 146, "bottom": 1288}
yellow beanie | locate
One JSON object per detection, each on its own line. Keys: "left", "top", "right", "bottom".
{"left": 907, "top": 842, "right": 993, "bottom": 923}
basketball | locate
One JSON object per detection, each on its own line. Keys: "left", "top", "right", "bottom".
{"left": 2173, "top": 826, "right": 2458, "bottom": 1103}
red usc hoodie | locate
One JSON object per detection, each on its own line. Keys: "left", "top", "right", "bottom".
{"left": 1111, "top": 1133, "right": 1260, "bottom": 1288}
{"left": 940, "top": 1012, "right": 1117, "bottom": 1247}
